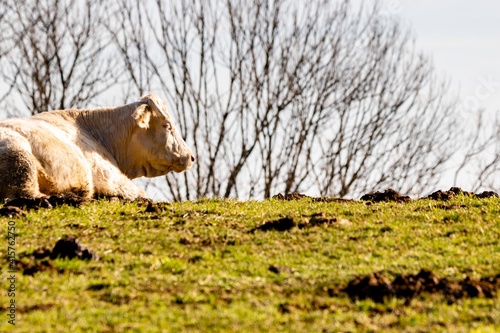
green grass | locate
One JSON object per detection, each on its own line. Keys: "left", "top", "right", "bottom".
{"left": 1, "top": 196, "right": 499, "bottom": 332}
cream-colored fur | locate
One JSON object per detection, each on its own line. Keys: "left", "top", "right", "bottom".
{"left": 0, "top": 94, "right": 194, "bottom": 200}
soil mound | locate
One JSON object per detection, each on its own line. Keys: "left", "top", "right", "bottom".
{"left": 50, "top": 235, "right": 99, "bottom": 260}
{"left": 426, "top": 190, "right": 457, "bottom": 201}
{"left": 5, "top": 193, "right": 91, "bottom": 210}
{"left": 344, "top": 272, "right": 394, "bottom": 303}
{"left": 272, "top": 192, "right": 354, "bottom": 203}
{"left": 142, "top": 201, "right": 171, "bottom": 213}
{"left": 251, "top": 217, "right": 296, "bottom": 232}
{"left": 303, "top": 213, "right": 351, "bottom": 227}
{"left": 273, "top": 192, "right": 308, "bottom": 200}
{"left": 475, "top": 191, "right": 499, "bottom": 199}
{"left": 16, "top": 259, "right": 57, "bottom": 276}
{"left": 425, "top": 187, "right": 499, "bottom": 200}
{"left": 344, "top": 269, "right": 500, "bottom": 304}
{"left": 269, "top": 264, "right": 294, "bottom": 275}
{"left": 448, "top": 187, "right": 475, "bottom": 196}
{"left": 6, "top": 197, "right": 52, "bottom": 210}
{"left": 360, "top": 189, "right": 411, "bottom": 203}
{"left": 358, "top": 187, "right": 498, "bottom": 202}
{"left": 251, "top": 213, "right": 350, "bottom": 232}
{"left": 16, "top": 235, "right": 98, "bottom": 275}
{"left": 0, "top": 206, "right": 25, "bottom": 218}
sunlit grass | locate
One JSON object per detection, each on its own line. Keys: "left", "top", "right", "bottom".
{"left": 1, "top": 196, "right": 499, "bottom": 332}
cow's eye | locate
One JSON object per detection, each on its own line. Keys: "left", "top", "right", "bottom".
{"left": 162, "top": 123, "right": 172, "bottom": 131}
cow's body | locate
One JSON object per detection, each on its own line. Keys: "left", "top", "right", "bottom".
{"left": 0, "top": 94, "right": 194, "bottom": 200}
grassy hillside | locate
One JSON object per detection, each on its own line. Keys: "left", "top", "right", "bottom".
{"left": 1, "top": 194, "right": 499, "bottom": 332}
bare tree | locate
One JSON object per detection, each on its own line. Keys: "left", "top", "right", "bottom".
{"left": 2, "top": 0, "right": 494, "bottom": 200}
{"left": 455, "top": 111, "right": 500, "bottom": 192}
{"left": 107, "top": 0, "right": 155, "bottom": 98}
{"left": 310, "top": 4, "right": 461, "bottom": 198}
{"left": 0, "top": 0, "right": 13, "bottom": 55}
{"left": 0, "top": 0, "right": 118, "bottom": 116}
{"left": 0, "top": 1, "right": 9, "bottom": 57}
{"left": 112, "top": 0, "right": 238, "bottom": 200}
{"left": 111, "top": 0, "right": 463, "bottom": 200}
{"left": 0, "top": 0, "right": 17, "bottom": 105}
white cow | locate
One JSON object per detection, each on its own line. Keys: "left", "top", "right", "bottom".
{"left": 0, "top": 94, "right": 194, "bottom": 200}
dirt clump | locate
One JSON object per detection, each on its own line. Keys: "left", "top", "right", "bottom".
{"left": 251, "top": 213, "right": 350, "bottom": 232}
{"left": 273, "top": 192, "right": 354, "bottom": 203}
{"left": 145, "top": 202, "right": 162, "bottom": 213}
{"left": 16, "top": 247, "right": 57, "bottom": 276}
{"left": 122, "top": 198, "right": 170, "bottom": 214}
{"left": 6, "top": 197, "right": 53, "bottom": 209}
{"left": 251, "top": 217, "right": 296, "bottom": 232}
{"left": 16, "top": 259, "right": 57, "bottom": 276}
{"left": 144, "top": 201, "right": 171, "bottom": 213}
{"left": 16, "top": 235, "right": 98, "bottom": 275}
{"left": 343, "top": 269, "right": 500, "bottom": 304}
{"left": 46, "top": 193, "right": 92, "bottom": 207}
{"left": 269, "top": 264, "right": 294, "bottom": 275}
{"left": 390, "top": 269, "right": 441, "bottom": 301}
{"left": 426, "top": 190, "right": 456, "bottom": 201}
{"left": 5, "top": 193, "right": 91, "bottom": 210}
{"left": 131, "top": 197, "right": 154, "bottom": 204}
{"left": 0, "top": 206, "right": 25, "bottom": 218}
{"left": 302, "top": 212, "right": 351, "bottom": 228}
{"left": 32, "top": 247, "right": 52, "bottom": 259}
{"left": 344, "top": 272, "right": 394, "bottom": 303}
{"left": 448, "top": 187, "right": 474, "bottom": 196}
{"left": 307, "top": 213, "right": 338, "bottom": 227}
{"left": 424, "top": 187, "right": 498, "bottom": 201}
{"left": 51, "top": 235, "right": 98, "bottom": 260}
{"left": 475, "top": 191, "right": 499, "bottom": 199}
{"left": 360, "top": 189, "right": 411, "bottom": 203}
{"left": 17, "top": 303, "right": 55, "bottom": 313}
{"left": 273, "top": 192, "right": 309, "bottom": 200}
{"left": 272, "top": 187, "right": 497, "bottom": 203}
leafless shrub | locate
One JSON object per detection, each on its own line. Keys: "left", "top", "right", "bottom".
{"left": 455, "top": 111, "right": 500, "bottom": 192}
{"left": 110, "top": 0, "right": 462, "bottom": 199}
{"left": 0, "top": 0, "right": 118, "bottom": 116}
{"left": 1, "top": 0, "right": 495, "bottom": 199}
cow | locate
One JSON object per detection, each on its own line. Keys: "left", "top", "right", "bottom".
{"left": 0, "top": 94, "right": 195, "bottom": 200}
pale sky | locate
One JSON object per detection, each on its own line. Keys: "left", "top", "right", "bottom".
{"left": 386, "top": 0, "right": 500, "bottom": 113}
{"left": 391, "top": 0, "right": 500, "bottom": 191}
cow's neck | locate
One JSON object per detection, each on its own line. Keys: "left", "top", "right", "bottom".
{"left": 73, "top": 103, "right": 144, "bottom": 175}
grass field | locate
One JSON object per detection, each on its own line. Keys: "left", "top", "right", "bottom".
{"left": 1, "top": 194, "right": 499, "bottom": 332}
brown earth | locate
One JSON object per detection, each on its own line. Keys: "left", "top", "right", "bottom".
{"left": 343, "top": 269, "right": 500, "bottom": 304}
{"left": 0, "top": 302, "right": 56, "bottom": 314}
{"left": 50, "top": 235, "right": 99, "bottom": 260}
{"left": 475, "top": 191, "right": 500, "bottom": 199}
{"left": 6, "top": 193, "right": 92, "bottom": 210}
{"left": 1, "top": 194, "right": 167, "bottom": 216}
{"left": 426, "top": 190, "right": 457, "bottom": 201}
{"left": 360, "top": 189, "right": 411, "bottom": 203}
{"left": 16, "top": 258, "right": 58, "bottom": 276}
{"left": 272, "top": 192, "right": 354, "bottom": 203}
{"left": 1, "top": 188, "right": 496, "bottom": 215}
{"left": 16, "top": 235, "right": 98, "bottom": 276}
{"left": 0, "top": 205, "right": 25, "bottom": 218}
{"left": 269, "top": 264, "right": 294, "bottom": 275}
{"left": 272, "top": 187, "right": 498, "bottom": 203}
{"left": 250, "top": 213, "right": 350, "bottom": 233}
{"left": 425, "top": 186, "right": 475, "bottom": 200}
{"left": 250, "top": 217, "right": 296, "bottom": 232}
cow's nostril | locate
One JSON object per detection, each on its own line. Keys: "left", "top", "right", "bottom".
{"left": 191, "top": 155, "right": 196, "bottom": 162}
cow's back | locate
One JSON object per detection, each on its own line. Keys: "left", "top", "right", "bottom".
{"left": 0, "top": 117, "right": 94, "bottom": 198}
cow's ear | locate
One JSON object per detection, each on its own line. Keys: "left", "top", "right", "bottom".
{"left": 140, "top": 93, "right": 168, "bottom": 119}
{"left": 132, "top": 104, "right": 151, "bottom": 129}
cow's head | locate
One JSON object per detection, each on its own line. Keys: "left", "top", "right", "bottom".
{"left": 130, "top": 94, "right": 195, "bottom": 177}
